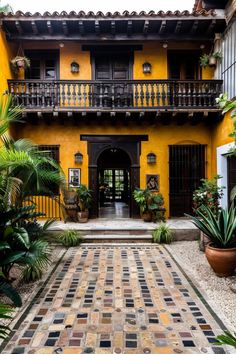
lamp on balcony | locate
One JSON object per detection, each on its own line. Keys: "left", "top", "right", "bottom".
{"left": 142, "top": 62, "right": 152, "bottom": 74}
{"left": 71, "top": 61, "right": 80, "bottom": 74}
{"left": 147, "top": 152, "right": 156, "bottom": 164}
{"left": 74, "top": 151, "right": 83, "bottom": 164}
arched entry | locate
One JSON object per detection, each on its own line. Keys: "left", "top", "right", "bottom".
{"left": 80, "top": 135, "right": 148, "bottom": 218}
{"left": 98, "top": 148, "right": 131, "bottom": 218}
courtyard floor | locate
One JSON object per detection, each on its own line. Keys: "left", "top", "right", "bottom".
{"left": 1, "top": 244, "right": 234, "bottom": 354}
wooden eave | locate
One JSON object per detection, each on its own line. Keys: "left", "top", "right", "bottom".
{"left": 0, "top": 10, "right": 226, "bottom": 41}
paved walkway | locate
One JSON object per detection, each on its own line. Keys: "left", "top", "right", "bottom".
{"left": 3, "top": 244, "right": 230, "bottom": 354}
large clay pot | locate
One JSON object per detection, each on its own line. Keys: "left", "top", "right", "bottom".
{"left": 78, "top": 210, "right": 89, "bottom": 223}
{"left": 205, "top": 243, "right": 236, "bottom": 277}
{"left": 142, "top": 211, "right": 153, "bottom": 222}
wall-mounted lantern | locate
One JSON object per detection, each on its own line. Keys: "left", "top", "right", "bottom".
{"left": 142, "top": 62, "right": 152, "bottom": 74}
{"left": 71, "top": 61, "right": 80, "bottom": 74}
{"left": 147, "top": 152, "right": 156, "bottom": 164}
{"left": 74, "top": 151, "right": 83, "bottom": 164}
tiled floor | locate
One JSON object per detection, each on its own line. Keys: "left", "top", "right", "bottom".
{"left": 3, "top": 244, "right": 231, "bottom": 354}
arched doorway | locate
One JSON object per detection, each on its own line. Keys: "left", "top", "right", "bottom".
{"left": 98, "top": 148, "right": 131, "bottom": 218}
{"left": 80, "top": 135, "right": 148, "bottom": 218}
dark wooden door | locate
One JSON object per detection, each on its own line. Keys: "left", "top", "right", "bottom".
{"left": 227, "top": 155, "right": 236, "bottom": 204}
{"left": 169, "top": 145, "right": 206, "bottom": 216}
{"left": 94, "top": 54, "right": 132, "bottom": 107}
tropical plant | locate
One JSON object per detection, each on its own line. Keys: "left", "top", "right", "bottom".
{"left": 76, "top": 185, "right": 92, "bottom": 211}
{"left": 58, "top": 230, "right": 83, "bottom": 247}
{"left": 216, "top": 94, "right": 236, "bottom": 199}
{"left": 200, "top": 52, "right": 222, "bottom": 68}
{"left": 0, "top": 1, "right": 12, "bottom": 13}
{"left": 22, "top": 240, "right": 52, "bottom": 282}
{"left": 193, "top": 175, "right": 224, "bottom": 217}
{"left": 215, "top": 331, "right": 236, "bottom": 348}
{"left": 186, "top": 204, "right": 236, "bottom": 249}
{"left": 133, "top": 188, "right": 165, "bottom": 221}
{"left": 0, "top": 304, "right": 13, "bottom": 339}
{"left": 152, "top": 222, "right": 172, "bottom": 244}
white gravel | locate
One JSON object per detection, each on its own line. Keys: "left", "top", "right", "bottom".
{"left": 167, "top": 241, "right": 236, "bottom": 329}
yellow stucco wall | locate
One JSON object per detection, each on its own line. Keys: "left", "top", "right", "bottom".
{"left": 13, "top": 121, "right": 212, "bottom": 217}
{"left": 0, "top": 30, "right": 13, "bottom": 93}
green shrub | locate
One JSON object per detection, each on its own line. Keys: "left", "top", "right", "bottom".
{"left": 58, "top": 230, "right": 83, "bottom": 247}
{"left": 152, "top": 222, "right": 172, "bottom": 244}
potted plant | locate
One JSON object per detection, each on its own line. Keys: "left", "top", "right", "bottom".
{"left": 186, "top": 204, "right": 236, "bottom": 277}
{"left": 199, "top": 52, "right": 222, "bottom": 68}
{"left": 133, "top": 188, "right": 165, "bottom": 222}
{"left": 10, "top": 56, "right": 30, "bottom": 73}
{"left": 193, "top": 175, "right": 224, "bottom": 251}
{"left": 63, "top": 188, "right": 78, "bottom": 222}
{"left": 76, "top": 185, "right": 92, "bottom": 223}
{"left": 152, "top": 222, "right": 172, "bottom": 244}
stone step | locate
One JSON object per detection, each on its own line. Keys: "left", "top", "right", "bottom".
{"left": 83, "top": 234, "right": 152, "bottom": 243}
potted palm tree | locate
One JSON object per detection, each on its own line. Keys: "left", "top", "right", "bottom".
{"left": 76, "top": 185, "right": 92, "bottom": 223}
{"left": 186, "top": 204, "right": 236, "bottom": 277}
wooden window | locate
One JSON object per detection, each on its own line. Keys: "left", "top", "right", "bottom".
{"left": 25, "top": 50, "right": 59, "bottom": 80}
{"left": 168, "top": 51, "right": 201, "bottom": 80}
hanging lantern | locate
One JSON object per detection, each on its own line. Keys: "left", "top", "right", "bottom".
{"left": 71, "top": 61, "right": 80, "bottom": 73}
{"left": 147, "top": 153, "right": 156, "bottom": 164}
{"left": 142, "top": 62, "right": 152, "bottom": 74}
{"left": 74, "top": 151, "right": 83, "bottom": 164}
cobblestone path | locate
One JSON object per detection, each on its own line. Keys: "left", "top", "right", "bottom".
{"left": 2, "top": 244, "right": 230, "bottom": 354}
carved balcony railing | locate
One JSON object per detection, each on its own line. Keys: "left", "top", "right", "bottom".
{"left": 8, "top": 79, "right": 223, "bottom": 112}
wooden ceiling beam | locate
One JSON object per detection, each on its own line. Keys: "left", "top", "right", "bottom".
{"left": 207, "top": 19, "right": 216, "bottom": 34}
{"left": 46, "top": 20, "right": 53, "bottom": 35}
{"left": 127, "top": 20, "right": 132, "bottom": 35}
{"left": 159, "top": 20, "right": 166, "bottom": 34}
{"left": 143, "top": 20, "right": 149, "bottom": 34}
{"left": 15, "top": 20, "right": 23, "bottom": 34}
{"left": 175, "top": 20, "right": 182, "bottom": 34}
{"left": 95, "top": 20, "right": 100, "bottom": 34}
{"left": 78, "top": 20, "right": 84, "bottom": 35}
{"left": 62, "top": 20, "right": 68, "bottom": 36}
{"left": 111, "top": 20, "right": 116, "bottom": 35}
{"left": 191, "top": 20, "right": 199, "bottom": 34}
{"left": 31, "top": 20, "right": 38, "bottom": 34}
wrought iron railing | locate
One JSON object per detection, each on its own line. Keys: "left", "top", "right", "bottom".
{"left": 8, "top": 79, "right": 222, "bottom": 111}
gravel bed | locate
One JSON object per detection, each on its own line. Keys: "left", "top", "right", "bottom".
{"left": 167, "top": 241, "right": 236, "bottom": 329}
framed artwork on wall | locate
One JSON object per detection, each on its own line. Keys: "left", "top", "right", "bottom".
{"left": 68, "top": 168, "right": 81, "bottom": 187}
{"left": 146, "top": 174, "right": 159, "bottom": 191}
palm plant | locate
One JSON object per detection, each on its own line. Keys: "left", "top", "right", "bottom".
{"left": 58, "top": 230, "right": 83, "bottom": 247}
{"left": 215, "top": 331, "right": 236, "bottom": 348}
{"left": 186, "top": 204, "right": 236, "bottom": 248}
{"left": 76, "top": 185, "right": 92, "bottom": 211}
{"left": 0, "top": 1, "right": 12, "bottom": 13}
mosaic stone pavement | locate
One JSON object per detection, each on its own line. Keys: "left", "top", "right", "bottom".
{"left": 2, "top": 244, "right": 231, "bottom": 354}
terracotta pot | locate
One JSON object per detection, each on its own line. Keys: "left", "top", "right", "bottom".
{"left": 16, "top": 59, "right": 25, "bottom": 67}
{"left": 78, "top": 210, "right": 89, "bottom": 223}
{"left": 205, "top": 243, "right": 236, "bottom": 277}
{"left": 208, "top": 56, "right": 217, "bottom": 67}
{"left": 142, "top": 211, "right": 153, "bottom": 222}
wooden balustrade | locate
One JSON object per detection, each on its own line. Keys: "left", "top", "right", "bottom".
{"left": 8, "top": 79, "right": 223, "bottom": 111}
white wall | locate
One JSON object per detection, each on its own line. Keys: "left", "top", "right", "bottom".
{"left": 217, "top": 142, "right": 235, "bottom": 208}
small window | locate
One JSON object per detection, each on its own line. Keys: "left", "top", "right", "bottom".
{"left": 168, "top": 51, "right": 201, "bottom": 80}
{"left": 25, "top": 50, "right": 59, "bottom": 80}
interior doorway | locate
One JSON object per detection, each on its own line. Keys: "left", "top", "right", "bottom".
{"left": 98, "top": 148, "right": 131, "bottom": 218}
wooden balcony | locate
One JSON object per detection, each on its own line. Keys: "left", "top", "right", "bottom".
{"left": 8, "top": 79, "right": 222, "bottom": 116}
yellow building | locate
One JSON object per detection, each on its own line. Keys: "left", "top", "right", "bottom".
{"left": 0, "top": 0, "right": 235, "bottom": 219}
